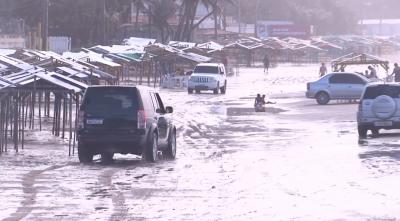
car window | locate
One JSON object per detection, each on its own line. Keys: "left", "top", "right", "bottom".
{"left": 83, "top": 87, "right": 139, "bottom": 118}
{"left": 329, "top": 74, "right": 365, "bottom": 84}
{"left": 347, "top": 75, "right": 365, "bottom": 84}
{"left": 363, "top": 85, "right": 400, "bottom": 99}
{"left": 141, "top": 91, "right": 154, "bottom": 113}
{"left": 194, "top": 66, "right": 219, "bottom": 74}
{"left": 150, "top": 92, "right": 160, "bottom": 110}
{"left": 155, "top": 93, "right": 166, "bottom": 112}
{"left": 329, "top": 74, "right": 347, "bottom": 84}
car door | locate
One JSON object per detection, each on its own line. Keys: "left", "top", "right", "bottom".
{"left": 328, "top": 74, "right": 349, "bottom": 99}
{"left": 150, "top": 93, "right": 169, "bottom": 142}
{"left": 346, "top": 74, "right": 367, "bottom": 99}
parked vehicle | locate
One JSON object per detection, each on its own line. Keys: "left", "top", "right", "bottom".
{"left": 357, "top": 83, "right": 400, "bottom": 138}
{"left": 77, "top": 86, "right": 176, "bottom": 163}
{"left": 306, "top": 73, "right": 370, "bottom": 105}
{"left": 188, "top": 63, "right": 227, "bottom": 94}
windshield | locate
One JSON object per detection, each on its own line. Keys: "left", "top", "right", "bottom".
{"left": 194, "top": 66, "right": 219, "bottom": 74}
{"left": 363, "top": 85, "right": 400, "bottom": 99}
{"left": 83, "top": 87, "right": 139, "bottom": 118}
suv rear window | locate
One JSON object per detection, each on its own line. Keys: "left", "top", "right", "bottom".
{"left": 83, "top": 87, "right": 139, "bottom": 118}
{"left": 194, "top": 66, "right": 219, "bottom": 74}
{"left": 363, "top": 85, "right": 400, "bottom": 99}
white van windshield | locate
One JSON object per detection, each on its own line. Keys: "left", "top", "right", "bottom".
{"left": 194, "top": 66, "right": 219, "bottom": 74}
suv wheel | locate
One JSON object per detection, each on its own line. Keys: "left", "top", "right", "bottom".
{"left": 78, "top": 145, "right": 93, "bottom": 163}
{"left": 316, "top": 92, "right": 330, "bottom": 105}
{"left": 371, "top": 128, "right": 380, "bottom": 136}
{"left": 358, "top": 125, "right": 367, "bottom": 138}
{"left": 221, "top": 81, "right": 227, "bottom": 94}
{"left": 213, "top": 83, "right": 220, "bottom": 94}
{"left": 164, "top": 130, "right": 177, "bottom": 159}
{"left": 145, "top": 133, "right": 158, "bottom": 162}
{"left": 188, "top": 88, "right": 193, "bottom": 94}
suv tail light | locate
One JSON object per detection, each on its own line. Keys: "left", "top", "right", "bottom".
{"left": 78, "top": 110, "right": 85, "bottom": 129}
{"left": 137, "top": 109, "right": 147, "bottom": 129}
{"left": 307, "top": 83, "right": 310, "bottom": 90}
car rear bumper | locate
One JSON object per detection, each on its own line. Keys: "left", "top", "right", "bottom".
{"left": 305, "top": 91, "right": 315, "bottom": 98}
{"left": 78, "top": 130, "right": 147, "bottom": 154}
{"left": 358, "top": 121, "right": 400, "bottom": 129}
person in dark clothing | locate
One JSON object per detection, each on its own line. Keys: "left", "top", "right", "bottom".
{"left": 263, "top": 55, "right": 270, "bottom": 73}
{"left": 254, "top": 94, "right": 263, "bottom": 106}
{"left": 392, "top": 63, "right": 400, "bottom": 82}
{"left": 368, "top": 66, "right": 377, "bottom": 79}
{"left": 319, "top": 63, "right": 327, "bottom": 77}
{"left": 222, "top": 55, "right": 228, "bottom": 69}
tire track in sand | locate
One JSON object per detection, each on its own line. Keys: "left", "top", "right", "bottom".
{"left": 3, "top": 164, "right": 72, "bottom": 221}
{"left": 96, "top": 168, "right": 129, "bottom": 221}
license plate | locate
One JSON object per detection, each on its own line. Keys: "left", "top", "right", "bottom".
{"left": 374, "top": 121, "right": 393, "bottom": 127}
{"left": 86, "top": 119, "right": 104, "bottom": 125}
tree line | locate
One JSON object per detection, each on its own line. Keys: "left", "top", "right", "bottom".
{"left": 0, "top": 0, "right": 398, "bottom": 48}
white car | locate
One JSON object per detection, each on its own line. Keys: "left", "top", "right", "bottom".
{"left": 357, "top": 83, "right": 400, "bottom": 138}
{"left": 188, "top": 63, "right": 227, "bottom": 94}
{"left": 306, "top": 73, "right": 370, "bottom": 105}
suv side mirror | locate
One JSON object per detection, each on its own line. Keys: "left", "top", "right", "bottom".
{"left": 166, "top": 106, "right": 173, "bottom": 113}
{"left": 221, "top": 72, "right": 225, "bottom": 75}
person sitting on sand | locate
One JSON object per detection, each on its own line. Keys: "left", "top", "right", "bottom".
{"left": 255, "top": 94, "right": 263, "bottom": 106}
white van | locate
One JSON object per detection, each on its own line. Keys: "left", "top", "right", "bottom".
{"left": 188, "top": 63, "right": 227, "bottom": 94}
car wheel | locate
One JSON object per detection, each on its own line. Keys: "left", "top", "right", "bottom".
{"left": 358, "top": 125, "right": 368, "bottom": 138}
{"left": 164, "top": 130, "right": 177, "bottom": 159}
{"left": 145, "top": 133, "right": 158, "bottom": 162}
{"left": 221, "top": 81, "right": 227, "bottom": 94}
{"left": 371, "top": 128, "right": 380, "bottom": 136}
{"left": 78, "top": 145, "right": 93, "bottom": 163}
{"left": 316, "top": 92, "right": 330, "bottom": 105}
{"left": 188, "top": 88, "right": 193, "bottom": 94}
{"left": 214, "top": 83, "right": 220, "bottom": 94}
{"left": 101, "top": 152, "right": 114, "bottom": 163}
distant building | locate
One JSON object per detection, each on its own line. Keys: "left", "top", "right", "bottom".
{"left": 359, "top": 19, "right": 400, "bottom": 36}
{"left": 257, "top": 21, "right": 312, "bottom": 39}
{"left": 0, "top": 18, "right": 25, "bottom": 48}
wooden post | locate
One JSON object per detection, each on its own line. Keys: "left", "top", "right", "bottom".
{"left": 62, "top": 95, "right": 67, "bottom": 139}
{"left": 38, "top": 92, "right": 42, "bottom": 131}
{"left": 68, "top": 92, "right": 73, "bottom": 156}
{"left": 13, "top": 94, "right": 19, "bottom": 152}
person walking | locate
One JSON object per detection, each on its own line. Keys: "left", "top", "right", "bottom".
{"left": 263, "top": 54, "right": 270, "bottom": 74}
{"left": 319, "top": 63, "right": 327, "bottom": 77}
{"left": 368, "top": 66, "right": 377, "bottom": 79}
{"left": 392, "top": 63, "right": 400, "bottom": 82}
{"left": 222, "top": 55, "right": 228, "bottom": 70}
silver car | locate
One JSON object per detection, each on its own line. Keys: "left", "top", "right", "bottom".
{"left": 306, "top": 72, "right": 370, "bottom": 105}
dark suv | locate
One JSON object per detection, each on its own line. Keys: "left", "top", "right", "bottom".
{"left": 77, "top": 86, "right": 176, "bottom": 163}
